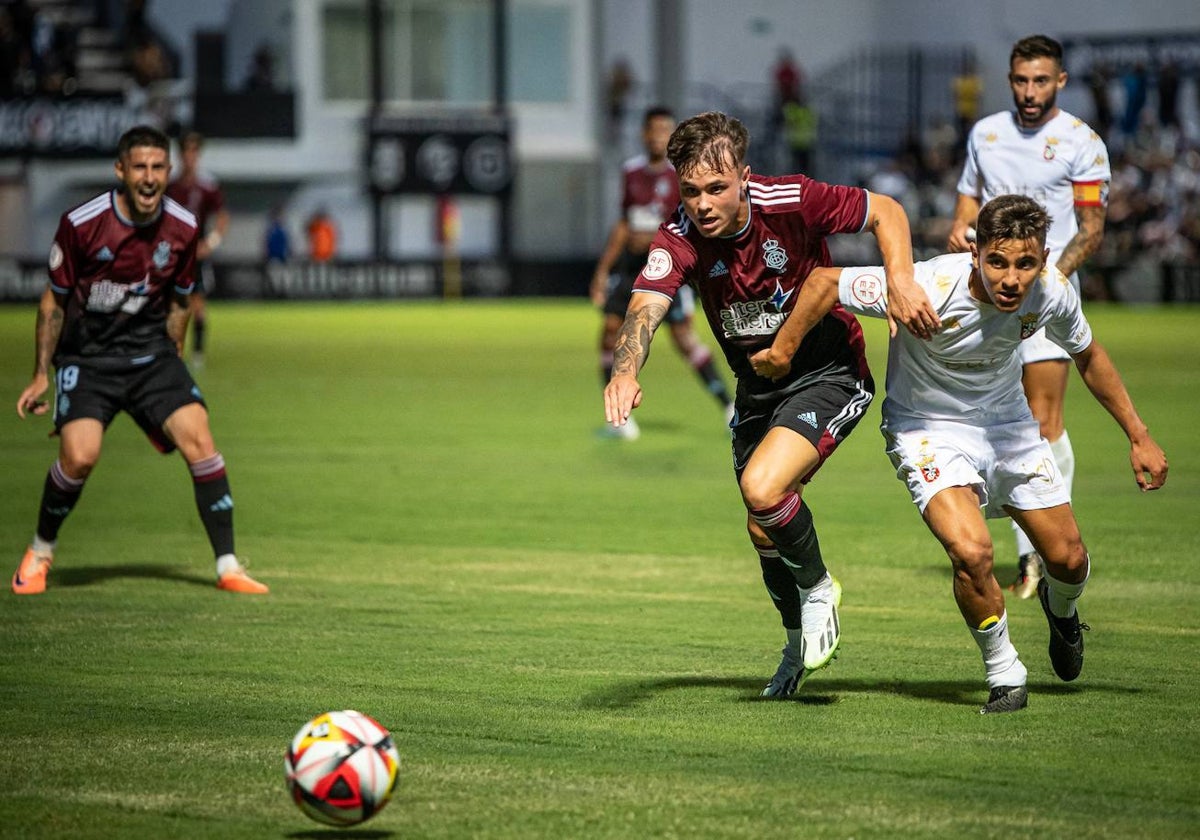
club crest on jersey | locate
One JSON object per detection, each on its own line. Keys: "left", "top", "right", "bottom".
{"left": 762, "top": 239, "right": 788, "bottom": 273}
{"left": 153, "top": 241, "right": 170, "bottom": 270}
{"left": 1019, "top": 312, "right": 1040, "bottom": 339}
{"left": 1043, "top": 137, "right": 1059, "bottom": 160}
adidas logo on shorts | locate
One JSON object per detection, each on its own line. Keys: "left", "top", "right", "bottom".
{"left": 797, "top": 411, "right": 818, "bottom": 428}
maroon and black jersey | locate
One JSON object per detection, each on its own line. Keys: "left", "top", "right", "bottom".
{"left": 48, "top": 190, "right": 198, "bottom": 367}
{"left": 165, "top": 171, "right": 224, "bottom": 235}
{"left": 621, "top": 154, "right": 681, "bottom": 244}
{"left": 635, "top": 173, "right": 872, "bottom": 404}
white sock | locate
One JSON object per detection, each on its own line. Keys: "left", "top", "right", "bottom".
{"left": 1049, "top": 429, "right": 1075, "bottom": 497}
{"left": 1044, "top": 558, "right": 1090, "bottom": 619}
{"left": 216, "top": 554, "right": 241, "bottom": 577}
{"left": 969, "top": 612, "right": 1028, "bottom": 688}
{"left": 1011, "top": 430, "right": 1074, "bottom": 558}
{"left": 31, "top": 535, "right": 56, "bottom": 555}
{"left": 1012, "top": 518, "right": 1036, "bottom": 558}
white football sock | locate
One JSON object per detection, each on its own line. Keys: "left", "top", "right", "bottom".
{"left": 216, "top": 554, "right": 241, "bottom": 577}
{"left": 31, "top": 535, "right": 56, "bottom": 555}
{"left": 1049, "top": 429, "right": 1075, "bottom": 497}
{"left": 969, "top": 612, "right": 1028, "bottom": 688}
{"left": 1043, "top": 558, "right": 1090, "bottom": 619}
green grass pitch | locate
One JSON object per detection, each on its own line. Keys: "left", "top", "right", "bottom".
{"left": 1, "top": 299, "right": 1197, "bottom": 839}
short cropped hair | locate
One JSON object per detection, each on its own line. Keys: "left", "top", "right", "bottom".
{"left": 643, "top": 105, "right": 674, "bottom": 127}
{"left": 666, "top": 111, "right": 750, "bottom": 178}
{"left": 1011, "top": 35, "right": 1063, "bottom": 69}
{"left": 117, "top": 125, "right": 170, "bottom": 159}
{"left": 975, "top": 194, "right": 1050, "bottom": 248}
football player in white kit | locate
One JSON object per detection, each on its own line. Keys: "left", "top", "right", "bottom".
{"left": 751, "top": 194, "right": 1167, "bottom": 713}
{"left": 948, "top": 35, "right": 1110, "bottom": 599}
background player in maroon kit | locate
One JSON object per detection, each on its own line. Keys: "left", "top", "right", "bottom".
{"left": 12, "top": 125, "right": 267, "bottom": 596}
{"left": 166, "top": 130, "right": 229, "bottom": 369}
{"left": 590, "top": 106, "right": 733, "bottom": 439}
{"left": 604, "top": 111, "right": 938, "bottom": 697}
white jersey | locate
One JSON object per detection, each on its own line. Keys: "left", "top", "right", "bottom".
{"left": 838, "top": 253, "right": 1092, "bottom": 424}
{"left": 956, "top": 109, "right": 1110, "bottom": 274}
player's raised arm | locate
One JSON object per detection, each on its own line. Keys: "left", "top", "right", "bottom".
{"left": 749, "top": 267, "right": 844, "bottom": 381}
{"left": 865, "top": 191, "right": 937, "bottom": 339}
{"left": 1070, "top": 339, "right": 1168, "bottom": 491}
{"left": 604, "top": 291, "right": 668, "bottom": 426}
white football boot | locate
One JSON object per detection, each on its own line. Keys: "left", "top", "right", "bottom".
{"left": 799, "top": 574, "right": 842, "bottom": 670}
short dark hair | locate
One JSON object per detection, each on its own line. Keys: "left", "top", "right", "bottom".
{"left": 976, "top": 194, "right": 1050, "bottom": 248}
{"left": 666, "top": 111, "right": 750, "bottom": 178}
{"left": 1011, "top": 35, "right": 1063, "bottom": 69}
{"left": 643, "top": 105, "right": 674, "bottom": 127}
{"left": 117, "top": 125, "right": 170, "bottom": 159}
{"left": 181, "top": 130, "right": 205, "bottom": 150}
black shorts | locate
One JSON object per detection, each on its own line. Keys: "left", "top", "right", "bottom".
{"left": 602, "top": 252, "right": 689, "bottom": 324}
{"left": 732, "top": 374, "right": 875, "bottom": 484}
{"left": 52, "top": 355, "right": 206, "bottom": 454}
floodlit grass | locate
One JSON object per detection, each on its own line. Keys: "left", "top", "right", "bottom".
{"left": 1, "top": 300, "right": 1197, "bottom": 839}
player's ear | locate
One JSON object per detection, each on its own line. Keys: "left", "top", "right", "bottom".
{"left": 1057, "top": 70, "right": 1068, "bottom": 90}
{"left": 740, "top": 164, "right": 750, "bottom": 187}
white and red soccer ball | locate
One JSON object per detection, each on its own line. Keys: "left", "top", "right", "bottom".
{"left": 285, "top": 710, "right": 400, "bottom": 827}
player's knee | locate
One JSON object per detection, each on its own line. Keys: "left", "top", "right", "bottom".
{"left": 58, "top": 450, "right": 98, "bottom": 480}
{"left": 738, "top": 470, "right": 788, "bottom": 512}
{"left": 947, "top": 534, "right": 994, "bottom": 579}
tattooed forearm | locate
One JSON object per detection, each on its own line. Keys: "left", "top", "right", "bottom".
{"left": 33, "top": 292, "right": 63, "bottom": 376}
{"left": 1057, "top": 205, "right": 1106, "bottom": 278}
{"left": 611, "top": 301, "right": 667, "bottom": 377}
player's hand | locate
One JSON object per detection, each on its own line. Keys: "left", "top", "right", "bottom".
{"left": 589, "top": 270, "right": 609, "bottom": 307}
{"left": 749, "top": 346, "right": 792, "bottom": 381}
{"left": 1130, "top": 437, "right": 1168, "bottom": 491}
{"left": 885, "top": 271, "right": 939, "bottom": 340}
{"left": 16, "top": 374, "right": 50, "bottom": 419}
{"left": 946, "top": 221, "right": 975, "bottom": 253}
{"left": 604, "top": 373, "right": 642, "bottom": 427}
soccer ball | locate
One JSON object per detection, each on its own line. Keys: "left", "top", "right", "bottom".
{"left": 284, "top": 710, "right": 401, "bottom": 827}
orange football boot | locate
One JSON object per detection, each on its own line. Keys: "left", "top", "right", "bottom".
{"left": 217, "top": 565, "right": 269, "bottom": 595}
{"left": 12, "top": 547, "right": 53, "bottom": 595}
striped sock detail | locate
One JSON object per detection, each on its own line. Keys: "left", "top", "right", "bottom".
{"left": 189, "top": 452, "right": 227, "bottom": 483}
{"left": 687, "top": 345, "right": 712, "bottom": 368}
{"left": 750, "top": 492, "right": 801, "bottom": 531}
{"left": 49, "top": 460, "right": 85, "bottom": 492}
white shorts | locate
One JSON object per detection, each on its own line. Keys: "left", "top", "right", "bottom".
{"left": 882, "top": 416, "right": 1070, "bottom": 517}
{"left": 1019, "top": 326, "right": 1070, "bottom": 364}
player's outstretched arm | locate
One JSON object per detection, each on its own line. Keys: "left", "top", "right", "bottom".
{"left": 865, "top": 191, "right": 937, "bottom": 339}
{"left": 1072, "top": 340, "right": 1168, "bottom": 491}
{"left": 749, "top": 267, "right": 843, "bottom": 381}
{"left": 17, "top": 287, "right": 64, "bottom": 418}
{"left": 604, "top": 292, "right": 666, "bottom": 426}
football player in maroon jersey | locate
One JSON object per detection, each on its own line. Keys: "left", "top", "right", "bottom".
{"left": 591, "top": 106, "right": 733, "bottom": 439}
{"left": 12, "top": 125, "right": 267, "bottom": 596}
{"left": 166, "top": 131, "right": 229, "bottom": 369}
{"left": 604, "top": 111, "right": 937, "bottom": 697}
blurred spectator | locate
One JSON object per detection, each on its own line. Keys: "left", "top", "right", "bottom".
{"left": 1120, "top": 62, "right": 1148, "bottom": 139}
{"left": 951, "top": 52, "right": 982, "bottom": 150}
{"left": 772, "top": 48, "right": 803, "bottom": 108}
{"left": 306, "top": 208, "right": 337, "bottom": 263}
{"left": 244, "top": 41, "right": 275, "bottom": 92}
{"left": 1156, "top": 60, "right": 1180, "bottom": 132}
{"left": 605, "top": 57, "right": 633, "bottom": 143}
{"left": 780, "top": 96, "right": 818, "bottom": 176}
{"left": 123, "top": 0, "right": 173, "bottom": 87}
{"left": 1086, "top": 62, "right": 1113, "bottom": 141}
{"left": 265, "top": 206, "right": 291, "bottom": 263}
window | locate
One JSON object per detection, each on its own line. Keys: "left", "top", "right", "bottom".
{"left": 321, "top": 0, "right": 573, "bottom": 105}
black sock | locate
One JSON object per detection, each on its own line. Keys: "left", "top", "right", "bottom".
{"left": 750, "top": 494, "right": 826, "bottom": 589}
{"left": 189, "top": 453, "right": 234, "bottom": 557}
{"left": 192, "top": 315, "right": 207, "bottom": 353}
{"left": 758, "top": 545, "right": 802, "bottom": 627}
{"left": 693, "top": 353, "right": 732, "bottom": 406}
{"left": 36, "top": 460, "right": 85, "bottom": 543}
